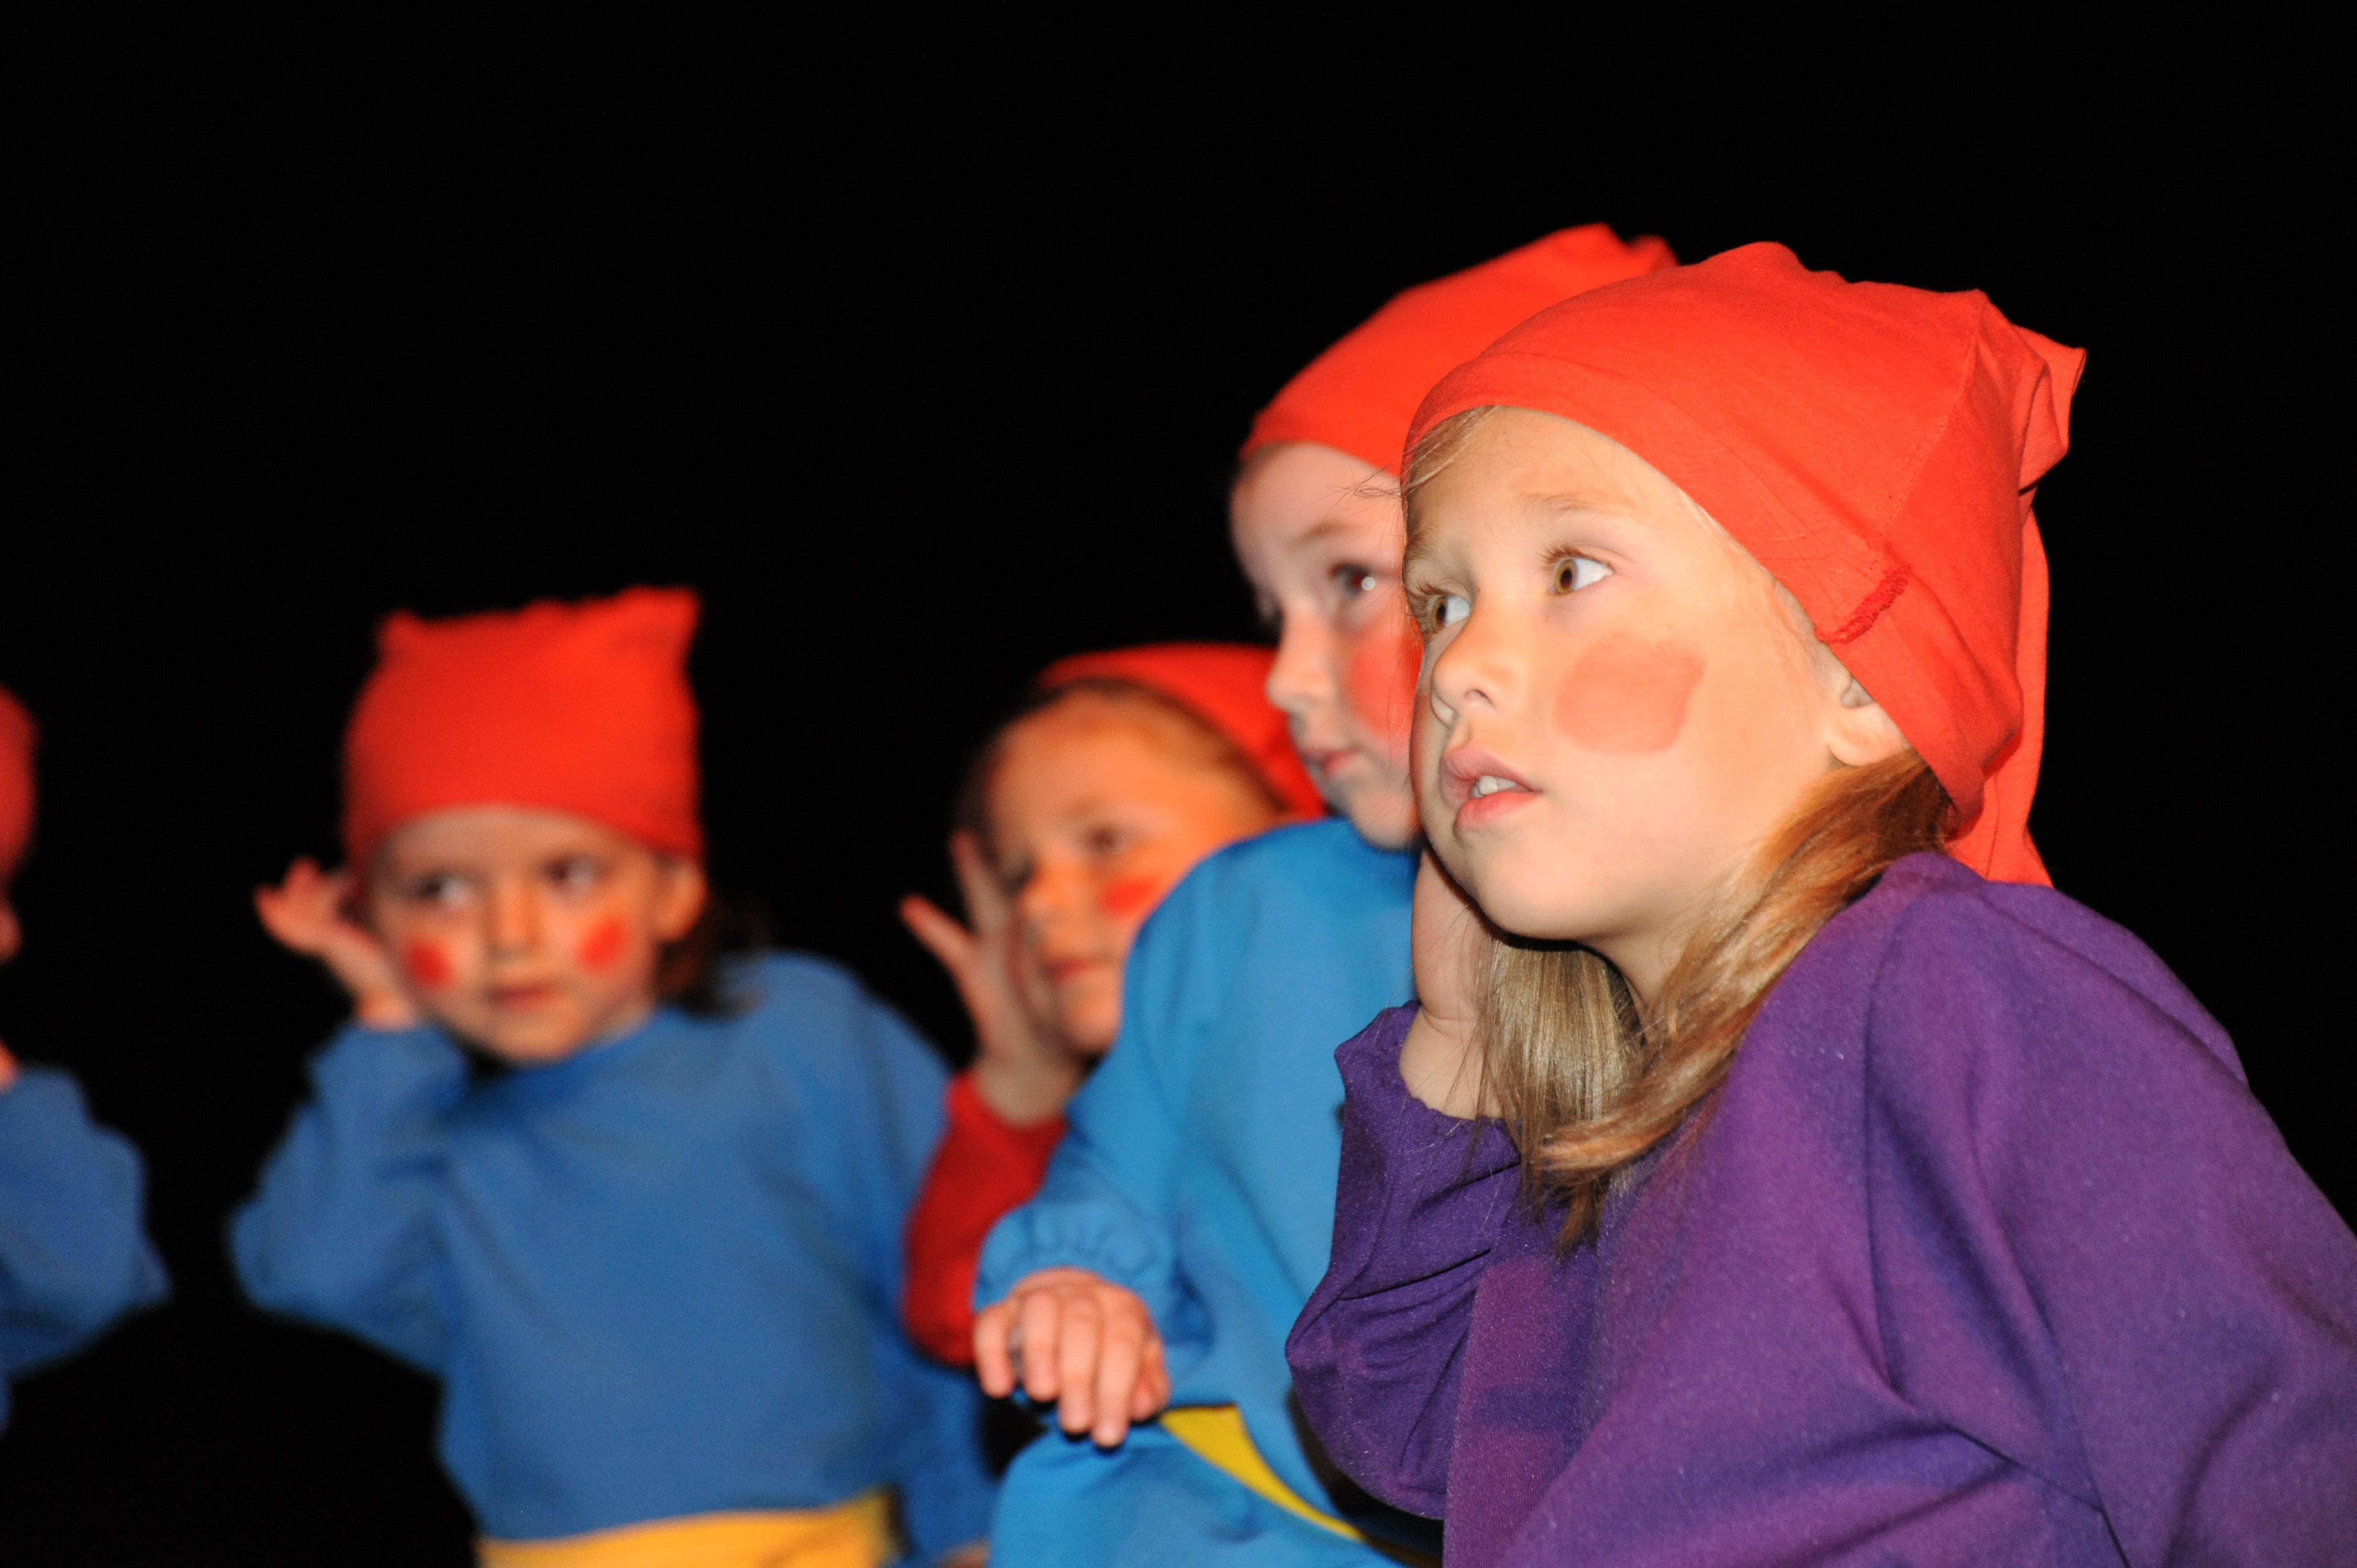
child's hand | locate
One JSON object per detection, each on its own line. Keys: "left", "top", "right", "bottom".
{"left": 0, "top": 1041, "right": 17, "bottom": 1092}
{"left": 900, "top": 832, "right": 1082, "bottom": 1125}
{"left": 974, "top": 1266, "right": 1169, "bottom": 1447}
{"left": 1401, "top": 850, "right": 1490, "bottom": 1118}
{"left": 254, "top": 858, "right": 420, "bottom": 1029}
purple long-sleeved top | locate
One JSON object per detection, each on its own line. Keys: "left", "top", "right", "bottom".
{"left": 1288, "top": 854, "right": 2357, "bottom": 1567}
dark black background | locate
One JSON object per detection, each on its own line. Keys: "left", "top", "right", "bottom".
{"left": 2, "top": 23, "right": 2343, "bottom": 1566}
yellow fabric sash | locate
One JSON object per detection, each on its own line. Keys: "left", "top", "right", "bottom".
{"left": 476, "top": 1490, "right": 894, "bottom": 1568}
{"left": 1161, "top": 1405, "right": 1368, "bottom": 1543}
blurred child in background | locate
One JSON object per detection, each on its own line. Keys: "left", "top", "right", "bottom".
{"left": 1288, "top": 246, "right": 2357, "bottom": 1564}
{"left": 897, "top": 644, "right": 1319, "bottom": 1368}
{"left": 970, "top": 229, "right": 1675, "bottom": 1566}
{"left": 233, "top": 590, "right": 992, "bottom": 1568}
{"left": 0, "top": 685, "right": 168, "bottom": 1432}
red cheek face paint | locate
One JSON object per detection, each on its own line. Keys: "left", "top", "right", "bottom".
{"left": 1555, "top": 638, "right": 1705, "bottom": 754}
{"left": 575, "top": 916, "right": 627, "bottom": 973}
{"left": 1095, "top": 874, "right": 1164, "bottom": 923}
{"left": 1343, "top": 618, "right": 1422, "bottom": 756}
{"left": 401, "top": 941, "right": 454, "bottom": 989}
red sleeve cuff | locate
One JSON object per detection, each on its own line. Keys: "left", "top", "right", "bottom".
{"left": 901, "top": 1070, "right": 1067, "bottom": 1365}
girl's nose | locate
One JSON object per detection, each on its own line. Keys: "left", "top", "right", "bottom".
{"left": 1018, "top": 858, "right": 1093, "bottom": 936}
{"left": 1429, "top": 604, "right": 1511, "bottom": 725}
{"left": 1265, "top": 614, "right": 1337, "bottom": 720}
{"left": 486, "top": 878, "right": 541, "bottom": 955}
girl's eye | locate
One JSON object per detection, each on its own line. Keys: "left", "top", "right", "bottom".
{"left": 414, "top": 874, "right": 467, "bottom": 907}
{"left": 548, "top": 857, "right": 604, "bottom": 895}
{"left": 1552, "top": 555, "right": 1612, "bottom": 594}
{"left": 1332, "top": 564, "right": 1378, "bottom": 597}
{"left": 1430, "top": 593, "right": 1470, "bottom": 631}
{"left": 1084, "top": 826, "right": 1130, "bottom": 859}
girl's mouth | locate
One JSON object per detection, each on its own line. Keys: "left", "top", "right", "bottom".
{"left": 1302, "top": 746, "right": 1357, "bottom": 782}
{"left": 489, "top": 982, "right": 562, "bottom": 1009}
{"left": 1439, "top": 746, "right": 1539, "bottom": 831}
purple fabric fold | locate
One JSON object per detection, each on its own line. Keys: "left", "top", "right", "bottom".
{"left": 1289, "top": 854, "right": 2357, "bottom": 1567}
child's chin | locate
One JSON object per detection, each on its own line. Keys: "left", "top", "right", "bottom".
{"left": 1051, "top": 984, "right": 1121, "bottom": 1052}
{"left": 1341, "top": 783, "right": 1420, "bottom": 850}
{"left": 1461, "top": 869, "right": 1585, "bottom": 946}
{"left": 452, "top": 1012, "right": 599, "bottom": 1066}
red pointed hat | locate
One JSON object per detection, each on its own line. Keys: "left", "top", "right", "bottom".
{"left": 1409, "top": 243, "right": 2079, "bottom": 885}
{"left": 342, "top": 587, "right": 703, "bottom": 869}
{"left": 0, "top": 685, "right": 35, "bottom": 886}
{"left": 1036, "top": 643, "right": 1324, "bottom": 821}
{"left": 1243, "top": 225, "right": 1678, "bottom": 476}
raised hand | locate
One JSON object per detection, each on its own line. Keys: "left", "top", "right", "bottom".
{"left": 973, "top": 1267, "right": 1169, "bottom": 1447}
{"left": 900, "top": 831, "right": 1080, "bottom": 1126}
{"left": 1399, "top": 849, "right": 1491, "bottom": 1118}
{"left": 254, "top": 858, "right": 420, "bottom": 1029}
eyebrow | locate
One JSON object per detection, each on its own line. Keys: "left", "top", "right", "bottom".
{"left": 1285, "top": 517, "right": 1367, "bottom": 554}
{"left": 1530, "top": 489, "right": 1641, "bottom": 522}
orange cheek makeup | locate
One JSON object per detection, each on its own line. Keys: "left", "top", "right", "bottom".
{"left": 401, "top": 941, "right": 454, "bottom": 989}
{"left": 1344, "top": 620, "right": 1423, "bottom": 752}
{"left": 1556, "top": 638, "right": 1705, "bottom": 754}
{"left": 1096, "top": 874, "right": 1164, "bottom": 922}
{"left": 575, "top": 916, "right": 627, "bottom": 972}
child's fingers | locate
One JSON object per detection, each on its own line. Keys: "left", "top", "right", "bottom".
{"left": 1092, "top": 1310, "right": 1147, "bottom": 1446}
{"left": 1016, "top": 1287, "right": 1068, "bottom": 1405}
{"left": 948, "top": 832, "right": 1012, "bottom": 936}
{"left": 971, "top": 1292, "right": 1018, "bottom": 1396}
{"left": 1054, "top": 1291, "right": 1103, "bottom": 1436}
{"left": 899, "top": 895, "right": 981, "bottom": 979}
{"left": 972, "top": 1301, "right": 1018, "bottom": 1398}
{"left": 1129, "top": 1333, "right": 1169, "bottom": 1421}
{"left": 254, "top": 886, "right": 323, "bottom": 953}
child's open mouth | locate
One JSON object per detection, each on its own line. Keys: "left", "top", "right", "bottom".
{"left": 1440, "top": 746, "right": 1538, "bottom": 832}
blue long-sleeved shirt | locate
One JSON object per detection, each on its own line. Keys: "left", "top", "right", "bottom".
{"left": 974, "top": 819, "right": 1416, "bottom": 1563}
{"left": 1, "top": 1064, "right": 169, "bottom": 1428}
{"left": 231, "top": 953, "right": 995, "bottom": 1558}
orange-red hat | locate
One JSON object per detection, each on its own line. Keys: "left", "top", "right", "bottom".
{"left": 0, "top": 685, "right": 35, "bottom": 887}
{"left": 1243, "top": 226, "right": 1678, "bottom": 477}
{"left": 342, "top": 588, "right": 703, "bottom": 870}
{"left": 1409, "top": 243, "right": 2078, "bottom": 886}
{"left": 1037, "top": 643, "right": 1324, "bottom": 821}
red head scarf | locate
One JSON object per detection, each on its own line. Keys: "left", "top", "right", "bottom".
{"left": 342, "top": 587, "right": 703, "bottom": 870}
{"left": 1243, "top": 225, "right": 1679, "bottom": 476}
{"left": 1036, "top": 643, "right": 1324, "bottom": 821}
{"left": 0, "top": 685, "right": 35, "bottom": 888}
{"left": 1410, "top": 244, "right": 2080, "bottom": 886}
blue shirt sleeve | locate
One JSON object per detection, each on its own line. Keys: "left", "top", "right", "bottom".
{"left": 0, "top": 1065, "right": 169, "bottom": 1383}
{"left": 229, "top": 1022, "right": 470, "bottom": 1374}
{"left": 750, "top": 957, "right": 996, "bottom": 1562}
{"left": 971, "top": 858, "right": 1220, "bottom": 1342}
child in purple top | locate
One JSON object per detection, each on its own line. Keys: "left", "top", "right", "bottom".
{"left": 1285, "top": 244, "right": 2357, "bottom": 1566}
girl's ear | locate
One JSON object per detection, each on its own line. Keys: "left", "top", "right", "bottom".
{"left": 1825, "top": 675, "right": 1910, "bottom": 768}
{"left": 652, "top": 858, "right": 708, "bottom": 944}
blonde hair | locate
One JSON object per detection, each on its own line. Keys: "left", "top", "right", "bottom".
{"left": 1404, "top": 407, "right": 1953, "bottom": 1244}
{"left": 1476, "top": 754, "right": 1950, "bottom": 1244}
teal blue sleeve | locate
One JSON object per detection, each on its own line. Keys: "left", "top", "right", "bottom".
{"left": 971, "top": 862, "right": 1217, "bottom": 1344}
{"left": 0, "top": 1066, "right": 169, "bottom": 1383}
{"left": 769, "top": 959, "right": 996, "bottom": 1562}
{"left": 229, "top": 1023, "right": 469, "bottom": 1374}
